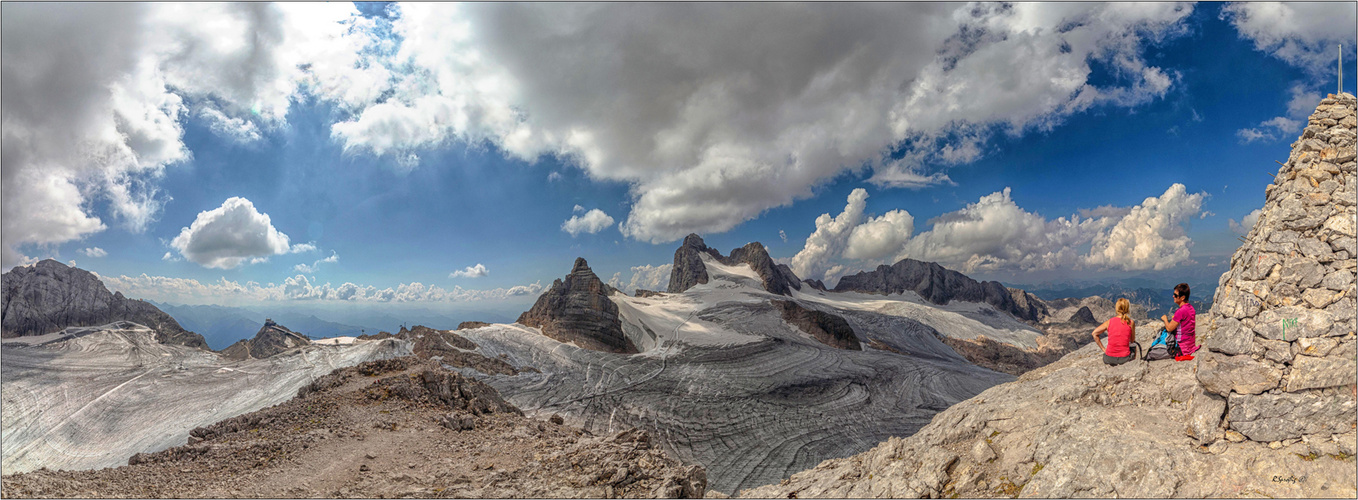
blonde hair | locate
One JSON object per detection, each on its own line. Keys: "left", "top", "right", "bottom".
{"left": 1116, "top": 298, "right": 1132, "bottom": 326}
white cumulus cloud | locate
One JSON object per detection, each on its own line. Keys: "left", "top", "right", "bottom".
{"left": 170, "top": 197, "right": 303, "bottom": 269}
{"left": 606, "top": 263, "right": 673, "bottom": 294}
{"left": 1229, "top": 208, "right": 1264, "bottom": 235}
{"left": 790, "top": 188, "right": 868, "bottom": 281}
{"left": 845, "top": 210, "right": 916, "bottom": 261}
{"left": 450, "top": 263, "right": 489, "bottom": 279}
{"left": 562, "top": 208, "right": 615, "bottom": 237}
{"left": 294, "top": 251, "right": 339, "bottom": 274}
{"left": 1083, "top": 183, "right": 1206, "bottom": 271}
{"left": 79, "top": 247, "right": 108, "bottom": 258}
{"left": 1221, "top": 2, "right": 1357, "bottom": 76}
{"left": 791, "top": 183, "right": 1207, "bottom": 276}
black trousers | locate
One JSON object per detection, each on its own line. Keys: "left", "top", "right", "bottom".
{"left": 1103, "top": 344, "right": 1141, "bottom": 366}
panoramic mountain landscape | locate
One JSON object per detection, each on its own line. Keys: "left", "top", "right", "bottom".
{"left": 2, "top": 2, "right": 1355, "bottom": 498}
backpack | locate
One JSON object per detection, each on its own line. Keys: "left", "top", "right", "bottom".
{"left": 1144, "top": 327, "right": 1182, "bottom": 361}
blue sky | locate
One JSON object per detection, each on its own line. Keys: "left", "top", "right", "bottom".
{"left": 3, "top": 2, "right": 1355, "bottom": 314}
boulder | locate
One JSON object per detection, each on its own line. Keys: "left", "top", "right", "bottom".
{"left": 1185, "top": 390, "right": 1226, "bottom": 446}
{"left": 1226, "top": 390, "right": 1357, "bottom": 443}
{"left": 1285, "top": 352, "right": 1357, "bottom": 392}
{"left": 1195, "top": 353, "right": 1281, "bottom": 396}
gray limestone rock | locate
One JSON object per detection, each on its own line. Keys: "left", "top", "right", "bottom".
{"left": 1285, "top": 354, "right": 1357, "bottom": 392}
{"left": 1196, "top": 353, "right": 1281, "bottom": 396}
{"left": 1293, "top": 337, "right": 1340, "bottom": 358}
{"left": 1186, "top": 390, "right": 1227, "bottom": 446}
{"left": 1204, "top": 315, "right": 1253, "bottom": 355}
{"left": 1256, "top": 339, "right": 1293, "bottom": 364}
{"left": 1227, "top": 390, "right": 1357, "bottom": 443}
{"left": 517, "top": 258, "right": 638, "bottom": 354}
{"left": 1, "top": 259, "right": 208, "bottom": 349}
{"left": 1280, "top": 258, "right": 1326, "bottom": 289}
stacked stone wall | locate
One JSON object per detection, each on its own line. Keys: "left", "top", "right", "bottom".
{"left": 1197, "top": 92, "right": 1357, "bottom": 446}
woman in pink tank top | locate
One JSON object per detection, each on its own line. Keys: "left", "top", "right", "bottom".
{"left": 1093, "top": 298, "right": 1138, "bottom": 366}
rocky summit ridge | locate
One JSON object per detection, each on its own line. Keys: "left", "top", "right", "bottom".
{"left": 1, "top": 259, "right": 208, "bottom": 349}
{"left": 517, "top": 257, "right": 638, "bottom": 354}
{"left": 220, "top": 319, "right": 312, "bottom": 361}
{"left": 738, "top": 93, "right": 1357, "bottom": 498}
{"left": 667, "top": 234, "right": 803, "bottom": 295}
{"left": 833, "top": 258, "right": 1048, "bottom": 323}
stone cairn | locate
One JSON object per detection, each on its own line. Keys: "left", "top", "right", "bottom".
{"left": 1196, "top": 92, "right": 1357, "bottom": 447}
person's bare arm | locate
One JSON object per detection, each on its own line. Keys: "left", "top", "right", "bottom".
{"left": 1130, "top": 320, "right": 1136, "bottom": 344}
{"left": 1160, "top": 314, "right": 1179, "bottom": 332}
{"left": 1091, "top": 319, "right": 1110, "bottom": 352}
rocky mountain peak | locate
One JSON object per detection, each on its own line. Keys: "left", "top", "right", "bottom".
{"left": 517, "top": 257, "right": 638, "bottom": 354}
{"left": 1, "top": 259, "right": 208, "bottom": 349}
{"left": 1195, "top": 92, "right": 1356, "bottom": 443}
{"left": 833, "top": 258, "right": 1046, "bottom": 322}
{"left": 571, "top": 257, "right": 591, "bottom": 274}
{"left": 667, "top": 234, "right": 802, "bottom": 296}
{"left": 221, "top": 320, "right": 311, "bottom": 361}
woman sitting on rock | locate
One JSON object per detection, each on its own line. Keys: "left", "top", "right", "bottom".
{"left": 1092, "top": 298, "right": 1138, "bottom": 365}
{"left": 1160, "top": 282, "right": 1198, "bottom": 358}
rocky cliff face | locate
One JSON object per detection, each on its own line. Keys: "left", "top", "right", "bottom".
{"left": 737, "top": 93, "right": 1358, "bottom": 498}
{"left": 1196, "top": 92, "right": 1357, "bottom": 444}
{"left": 771, "top": 300, "right": 861, "bottom": 350}
{"left": 834, "top": 259, "right": 1046, "bottom": 322}
{"left": 1, "top": 259, "right": 208, "bottom": 349}
{"left": 517, "top": 258, "right": 638, "bottom": 354}
{"left": 220, "top": 319, "right": 311, "bottom": 360}
{"left": 666, "top": 234, "right": 803, "bottom": 296}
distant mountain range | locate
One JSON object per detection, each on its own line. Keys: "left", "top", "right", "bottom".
{"left": 1004, "top": 280, "right": 1217, "bottom": 320}
{"left": 148, "top": 301, "right": 514, "bottom": 350}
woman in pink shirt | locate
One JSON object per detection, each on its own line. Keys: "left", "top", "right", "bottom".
{"left": 1160, "top": 283, "right": 1197, "bottom": 356}
{"left": 1093, "top": 298, "right": 1138, "bottom": 365}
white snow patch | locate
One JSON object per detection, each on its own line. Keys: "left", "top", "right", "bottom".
{"left": 312, "top": 336, "right": 359, "bottom": 345}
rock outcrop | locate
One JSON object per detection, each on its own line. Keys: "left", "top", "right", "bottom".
{"left": 667, "top": 234, "right": 803, "bottom": 295}
{"left": 517, "top": 258, "right": 638, "bottom": 354}
{"left": 220, "top": 319, "right": 311, "bottom": 360}
{"left": 1196, "top": 91, "right": 1357, "bottom": 445}
{"left": 393, "top": 325, "right": 517, "bottom": 376}
{"left": 633, "top": 289, "right": 666, "bottom": 298}
{"left": 802, "top": 279, "right": 828, "bottom": 291}
{"left": 1, "top": 259, "right": 208, "bottom": 349}
{"left": 739, "top": 336, "right": 1356, "bottom": 498}
{"left": 834, "top": 259, "right": 1046, "bottom": 322}
{"left": 771, "top": 300, "right": 861, "bottom": 350}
